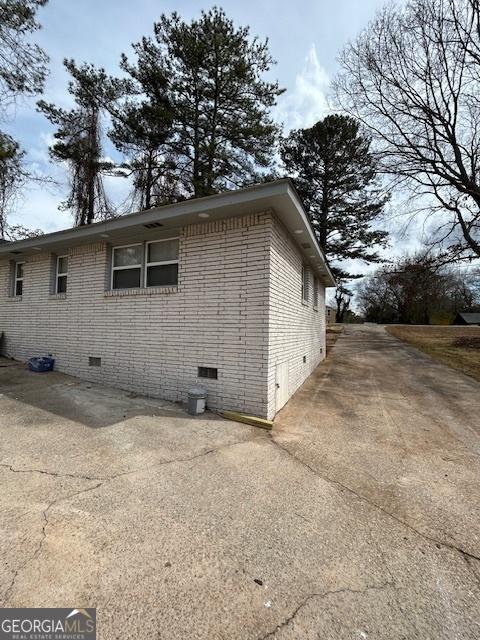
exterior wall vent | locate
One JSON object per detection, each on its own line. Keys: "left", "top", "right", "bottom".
{"left": 198, "top": 366, "right": 218, "bottom": 379}
{"left": 89, "top": 357, "right": 102, "bottom": 367}
{"left": 143, "top": 222, "right": 164, "bottom": 229}
{"left": 303, "top": 355, "right": 306, "bottom": 363}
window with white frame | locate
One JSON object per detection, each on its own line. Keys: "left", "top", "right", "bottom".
{"left": 145, "top": 238, "right": 179, "bottom": 287}
{"left": 111, "top": 244, "right": 143, "bottom": 289}
{"left": 110, "top": 239, "right": 179, "bottom": 291}
{"left": 56, "top": 255, "right": 68, "bottom": 293}
{"left": 14, "top": 262, "right": 24, "bottom": 296}
{"left": 301, "top": 265, "right": 309, "bottom": 302}
{"left": 313, "top": 277, "right": 319, "bottom": 309}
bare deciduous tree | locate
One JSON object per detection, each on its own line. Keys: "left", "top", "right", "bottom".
{"left": 335, "top": 0, "right": 480, "bottom": 259}
{"left": 0, "top": 0, "right": 48, "bottom": 118}
{"left": 0, "top": 0, "right": 48, "bottom": 235}
{"left": 357, "top": 252, "right": 480, "bottom": 323}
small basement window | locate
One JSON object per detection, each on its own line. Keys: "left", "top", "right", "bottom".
{"left": 112, "top": 244, "right": 142, "bottom": 289}
{"left": 14, "top": 262, "right": 24, "bottom": 296}
{"left": 198, "top": 366, "right": 218, "bottom": 379}
{"left": 145, "top": 238, "right": 179, "bottom": 287}
{"left": 56, "top": 255, "right": 68, "bottom": 293}
{"left": 89, "top": 357, "right": 102, "bottom": 367}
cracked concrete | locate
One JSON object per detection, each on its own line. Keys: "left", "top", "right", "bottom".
{"left": 260, "top": 582, "right": 395, "bottom": 640}
{"left": 1, "top": 324, "right": 480, "bottom": 639}
{"left": 268, "top": 436, "right": 480, "bottom": 568}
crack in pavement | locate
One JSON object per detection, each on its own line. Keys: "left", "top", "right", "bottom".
{"left": 0, "top": 463, "right": 107, "bottom": 481}
{"left": 258, "top": 582, "right": 394, "bottom": 640}
{"left": 0, "top": 436, "right": 264, "bottom": 483}
{"left": 1, "top": 436, "right": 264, "bottom": 605}
{"left": 269, "top": 436, "right": 480, "bottom": 574}
{"left": 1, "top": 481, "right": 103, "bottom": 606}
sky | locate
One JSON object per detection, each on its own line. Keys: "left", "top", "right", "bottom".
{"left": 5, "top": 0, "right": 390, "bottom": 234}
{"left": 6, "top": 0, "right": 434, "bottom": 301}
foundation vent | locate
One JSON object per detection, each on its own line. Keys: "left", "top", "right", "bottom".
{"left": 198, "top": 366, "right": 218, "bottom": 380}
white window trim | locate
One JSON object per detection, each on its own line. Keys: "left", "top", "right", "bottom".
{"left": 301, "top": 265, "right": 309, "bottom": 303}
{"left": 111, "top": 243, "right": 143, "bottom": 290}
{"left": 144, "top": 237, "right": 180, "bottom": 288}
{"left": 14, "top": 261, "right": 24, "bottom": 297}
{"left": 55, "top": 255, "right": 68, "bottom": 294}
{"left": 313, "top": 277, "right": 319, "bottom": 310}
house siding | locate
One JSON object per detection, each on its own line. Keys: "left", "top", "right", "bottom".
{"left": 266, "top": 216, "right": 326, "bottom": 419}
{"left": 0, "top": 210, "right": 327, "bottom": 419}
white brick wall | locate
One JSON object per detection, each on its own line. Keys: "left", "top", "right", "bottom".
{"left": 0, "top": 210, "right": 326, "bottom": 419}
{"left": 266, "top": 216, "right": 326, "bottom": 419}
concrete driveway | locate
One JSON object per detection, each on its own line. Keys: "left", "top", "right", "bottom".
{"left": 1, "top": 324, "right": 479, "bottom": 639}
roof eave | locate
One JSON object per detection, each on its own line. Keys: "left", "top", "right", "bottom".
{"left": 0, "top": 179, "right": 336, "bottom": 286}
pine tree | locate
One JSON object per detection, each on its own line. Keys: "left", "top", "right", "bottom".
{"left": 105, "top": 8, "right": 283, "bottom": 202}
{"left": 107, "top": 47, "right": 174, "bottom": 209}
{"left": 64, "top": 56, "right": 175, "bottom": 212}
{"left": 281, "top": 114, "right": 389, "bottom": 280}
{"left": 153, "top": 8, "right": 283, "bottom": 197}
{"left": 64, "top": 9, "right": 283, "bottom": 209}
{"left": 38, "top": 62, "right": 114, "bottom": 226}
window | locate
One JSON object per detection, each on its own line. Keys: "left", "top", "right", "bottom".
{"left": 110, "top": 240, "right": 179, "bottom": 291}
{"left": 313, "top": 277, "right": 319, "bottom": 309}
{"left": 14, "top": 262, "right": 24, "bottom": 296}
{"left": 145, "top": 238, "right": 179, "bottom": 287}
{"left": 301, "top": 265, "right": 309, "bottom": 302}
{"left": 56, "top": 255, "right": 68, "bottom": 293}
{"left": 198, "top": 366, "right": 218, "bottom": 379}
{"left": 111, "top": 244, "right": 142, "bottom": 289}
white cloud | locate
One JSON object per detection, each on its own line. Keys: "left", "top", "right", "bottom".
{"left": 275, "top": 44, "right": 331, "bottom": 132}
{"left": 10, "top": 182, "right": 71, "bottom": 233}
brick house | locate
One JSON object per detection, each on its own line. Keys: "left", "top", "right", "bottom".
{"left": 0, "top": 180, "right": 334, "bottom": 419}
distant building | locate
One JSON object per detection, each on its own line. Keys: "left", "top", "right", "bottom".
{"left": 452, "top": 312, "right": 480, "bottom": 326}
{"left": 326, "top": 305, "right": 336, "bottom": 323}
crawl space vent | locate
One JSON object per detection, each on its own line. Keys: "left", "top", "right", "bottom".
{"left": 198, "top": 366, "right": 218, "bottom": 379}
{"left": 89, "top": 357, "right": 102, "bottom": 367}
{"left": 301, "top": 242, "right": 311, "bottom": 249}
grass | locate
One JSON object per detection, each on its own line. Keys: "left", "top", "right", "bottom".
{"left": 386, "top": 325, "right": 480, "bottom": 382}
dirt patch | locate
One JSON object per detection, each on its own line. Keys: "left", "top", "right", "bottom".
{"left": 452, "top": 336, "right": 480, "bottom": 349}
{"left": 386, "top": 325, "right": 480, "bottom": 382}
{"left": 326, "top": 324, "right": 344, "bottom": 354}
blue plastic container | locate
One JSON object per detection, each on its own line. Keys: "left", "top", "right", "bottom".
{"left": 28, "top": 356, "right": 55, "bottom": 373}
